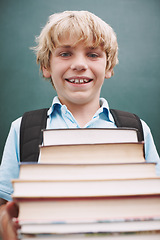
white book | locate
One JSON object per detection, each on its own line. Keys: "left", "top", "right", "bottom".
{"left": 19, "top": 219, "right": 160, "bottom": 235}
{"left": 19, "top": 162, "right": 156, "bottom": 181}
{"left": 19, "top": 232, "right": 160, "bottom": 240}
{"left": 42, "top": 128, "right": 138, "bottom": 146}
{"left": 12, "top": 177, "right": 160, "bottom": 198}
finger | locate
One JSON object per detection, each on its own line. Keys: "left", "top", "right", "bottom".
{"left": 12, "top": 217, "right": 21, "bottom": 230}
{"left": 6, "top": 201, "right": 19, "bottom": 218}
{"left": 0, "top": 208, "right": 18, "bottom": 240}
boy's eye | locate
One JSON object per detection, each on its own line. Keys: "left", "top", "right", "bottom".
{"left": 87, "top": 53, "right": 99, "bottom": 58}
{"left": 60, "top": 52, "right": 72, "bottom": 57}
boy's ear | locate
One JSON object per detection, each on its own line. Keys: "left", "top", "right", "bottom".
{"left": 42, "top": 66, "right": 51, "bottom": 78}
{"left": 105, "top": 69, "right": 112, "bottom": 79}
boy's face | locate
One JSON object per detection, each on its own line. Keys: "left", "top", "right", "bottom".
{"left": 43, "top": 38, "right": 112, "bottom": 107}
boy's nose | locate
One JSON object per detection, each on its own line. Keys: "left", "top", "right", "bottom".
{"left": 70, "top": 55, "right": 88, "bottom": 71}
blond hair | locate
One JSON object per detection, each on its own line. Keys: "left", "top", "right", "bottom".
{"left": 33, "top": 10, "right": 118, "bottom": 76}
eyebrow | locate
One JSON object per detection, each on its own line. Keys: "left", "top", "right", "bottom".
{"left": 57, "top": 45, "right": 99, "bottom": 50}
{"left": 88, "top": 46, "right": 98, "bottom": 50}
{"left": 57, "top": 45, "right": 72, "bottom": 49}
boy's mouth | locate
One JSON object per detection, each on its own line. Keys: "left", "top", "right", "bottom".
{"left": 65, "top": 78, "right": 93, "bottom": 84}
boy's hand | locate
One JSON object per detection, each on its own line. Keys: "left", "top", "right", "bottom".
{"left": 0, "top": 201, "right": 19, "bottom": 240}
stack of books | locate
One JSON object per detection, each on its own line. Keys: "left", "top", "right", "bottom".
{"left": 12, "top": 128, "right": 160, "bottom": 239}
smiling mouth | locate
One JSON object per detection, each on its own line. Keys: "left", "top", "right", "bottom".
{"left": 65, "top": 78, "right": 93, "bottom": 84}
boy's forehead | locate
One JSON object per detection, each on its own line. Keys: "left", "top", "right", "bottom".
{"left": 52, "top": 28, "right": 106, "bottom": 50}
{"left": 56, "top": 44, "right": 99, "bottom": 49}
{"left": 55, "top": 29, "right": 101, "bottom": 44}
{"left": 55, "top": 38, "right": 103, "bottom": 50}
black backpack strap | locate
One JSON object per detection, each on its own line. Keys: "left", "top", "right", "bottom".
{"left": 20, "top": 108, "right": 48, "bottom": 162}
{"left": 110, "top": 109, "right": 144, "bottom": 142}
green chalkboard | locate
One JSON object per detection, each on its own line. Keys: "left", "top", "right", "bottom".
{"left": 0, "top": 0, "right": 160, "bottom": 162}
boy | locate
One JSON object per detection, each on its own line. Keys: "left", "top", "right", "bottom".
{"left": 0, "top": 11, "right": 159, "bottom": 239}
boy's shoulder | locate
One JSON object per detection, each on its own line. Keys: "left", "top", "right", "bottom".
{"left": 9, "top": 116, "right": 22, "bottom": 137}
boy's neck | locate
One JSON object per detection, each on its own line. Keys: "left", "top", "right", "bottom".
{"left": 59, "top": 98, "right": 101, "bottom": 128}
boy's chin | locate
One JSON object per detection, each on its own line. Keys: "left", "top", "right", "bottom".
{"left": 68, "top": 95, "right": 95, "bottom": 106}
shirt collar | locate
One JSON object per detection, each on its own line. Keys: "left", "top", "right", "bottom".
{"left": 47, "top": 96, "right": 62, "bottom": 116}
{"left": 47, "top": 96, "right": 115, "bottom": 123}
{"left": 98, "top": 98, "right": 115, "bottom": 123}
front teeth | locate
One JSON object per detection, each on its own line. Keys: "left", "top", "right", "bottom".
{"left": 67, "top": 79, "right": 91, "bottom": 84}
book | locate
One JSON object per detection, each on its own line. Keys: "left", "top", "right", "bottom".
{"left": 18, "top": 231, "right": 160, "bottom": 240}
{"left": 12, "top": 177, "right": 160, "bottom": 198}
{"left": 19, "top": 162, "right": 157, "bottom": 181}
{"left": 42, "top": 128, "right": 138, "bottom": 146}
{"left": 39, "top": 142, "right": 145, "bottom": 164}
{"left": 14, "top": 195, "right": 160, "bottom": 223}
{"left": 12, "top": 127, "right": 158, "bottom": 239}
{"left": 19, "top": 218, "right": 160, "bottom": 234}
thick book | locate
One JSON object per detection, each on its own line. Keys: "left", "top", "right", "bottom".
{"left": 39, "top": 142, "right": 145, "bottom": 164}
{"left": 19, "top": 162, "right": 157, "bottom": 181}
{"left": 12, "top": 177, "right": 160, "bottom": 198}
{"left": 14, "top": 195, "right": 160, "bottom": 223}
{"left": 42, "top": 128, "right": 138, "bottom": 146}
